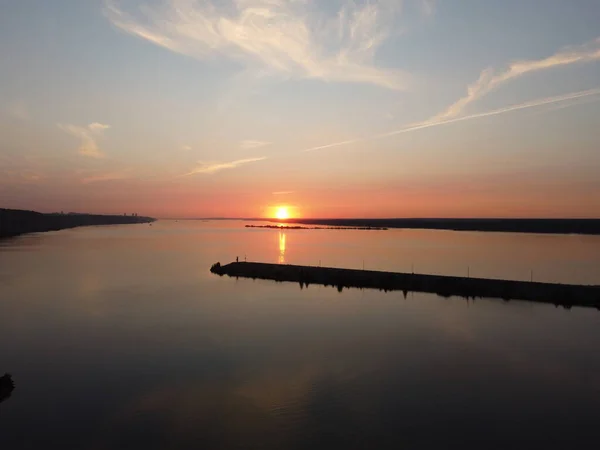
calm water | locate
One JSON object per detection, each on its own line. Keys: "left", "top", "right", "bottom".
{"left": 1, "top": 221, "right": 600, "bottom": 449}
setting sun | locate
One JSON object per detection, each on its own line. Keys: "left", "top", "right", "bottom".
{"left": 275, "top": 207, "right": 290, "bottom": 220}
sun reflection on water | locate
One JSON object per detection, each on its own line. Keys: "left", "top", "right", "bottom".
{"left": 278, "top": 231, "right": 286, "bottom": 264}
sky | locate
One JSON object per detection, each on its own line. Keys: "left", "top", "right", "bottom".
{"left": 1, "top": 0, "right": 599, "bottom": 218}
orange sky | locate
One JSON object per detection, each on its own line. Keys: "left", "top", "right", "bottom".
{"left": 3, "top": 169, "right": 599, "bottom": 219}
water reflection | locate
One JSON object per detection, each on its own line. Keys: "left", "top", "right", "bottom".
{"left": 279, "top": 231, "right": 286, "bottom": 264}
{"left": 2, "top": 221, "right": 600, "bottom": 450}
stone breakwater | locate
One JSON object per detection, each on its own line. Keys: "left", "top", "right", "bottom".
{"left": 211, "top": 262, "right": 600, "bottom": 310}
{"left": 0, "top": 209, "right": 155, "bottom": 238}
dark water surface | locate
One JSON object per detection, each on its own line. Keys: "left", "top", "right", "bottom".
{"left": 1, "top": 221, "right": 599, "bottom": 449}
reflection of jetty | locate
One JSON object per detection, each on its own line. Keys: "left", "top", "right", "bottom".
{"left": 210, "top": 262, "right": 600, "bottom": 310}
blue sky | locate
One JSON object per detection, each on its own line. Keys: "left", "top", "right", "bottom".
{"left": 1, "top": 0, "right": 599, "bottom": 217}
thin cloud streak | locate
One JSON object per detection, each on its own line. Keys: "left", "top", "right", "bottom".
{"left": 527, "top": 94, "right": 600, "bottom": 117}
{"left": 240, "top": 140, "right": 271, "bottom": 150}
{"left": 376, "top": 88, "right": 600, "bottom": 139}
{"left": 300, "top": 38, "right": 600, "bottom": 154}
{"left": 301, "top": 88, "right": 600, "bottom": 154}
{"left": 303, "top": 139, "right": 360, "bottom": 153}
{"left": 433, "top": 37, "right": 600, "bottom": 121}
{"left": 58, "top": 122, "right": 111, "bottom": 158}
{"left": 82, "top": 172, "right": 131, "bottom": 184}
{"left": 88, "top": 122, "right": 111, "bottom": 132}
{"left": 183, "top": 157, "right": 267, "bottom": 175}
{"left": 273, "top": 191, "right": 295, "bottom": 196}
{"left": 104, "top": 0, "right": 411, "bottom": 90}
{"left": 6, "top": 100, "right": 29, "bottom": 120}
{"left": 421, "top": 0, "right": 436, "bottom": 16}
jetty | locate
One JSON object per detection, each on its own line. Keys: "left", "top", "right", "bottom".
{"left": 210, "top": 262, "right": 600, "bottom": 310}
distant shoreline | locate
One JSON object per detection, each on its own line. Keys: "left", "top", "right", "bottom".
{"left": 0, "top": 209, "right": 155, "bottom": 239}
{"left": 266, "top": 218, "right": 600, "bottom": 235}
{"left": 245, "top": 224, "right": 388, "bottom": 231}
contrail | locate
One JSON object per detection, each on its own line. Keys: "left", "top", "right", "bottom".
{"left": 302, "top": 139, "right": 360, "bottom": 152}
{"left": 375, "top": 87, "right": 600, "bottom": 139}
{"left": 527, "top": 93, "right": 600, "bottom": 117}
{"left": 180, "top": 87, "right": 600, "bottom": 177}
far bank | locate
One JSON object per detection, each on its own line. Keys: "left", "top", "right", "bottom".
{"left": 270, "top": 218, "right": 600, "bottom": 235}
{"left": 0, "top": 209, "right": 155, "bottom": 239}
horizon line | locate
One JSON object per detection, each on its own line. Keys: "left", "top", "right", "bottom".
{"left": 158, "top": 217, "right": 600, "bottom": 221}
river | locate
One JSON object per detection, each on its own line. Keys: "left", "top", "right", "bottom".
{"left": 1, "top": 220, "right": 599, "bottom": 449}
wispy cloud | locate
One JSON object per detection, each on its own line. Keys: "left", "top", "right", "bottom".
{"left": 57, "top": 122, "right": 111, "bottom": 158}
{"left": 104, "top": 0, "right": 411, "bottom": 90}
{"left": 300, "top": 38, "right": 600, "bottom": 154}
{"left": 376, "top": 88, "right": 600, "bottom": 139}
{"left": 527, "top": 93, "right": 600, "bottom": 117}
{"left": 88, "top": 122, "right": 111, "bottom": 132}
{"left": 0, "top": 169, "right": 43, "bottom": 183}
{"left": 5, "top": 100, "right": 29, "bottom": 120}
{"left": 182, "top": 145, "right": 192, "bottom": 151}
{"left": 0, "top": 155, "right": 49, "bottom": 185}
{"left": 273, "top": 190, "right": 294, "bottom": 196}
{"left": 240, "top": 140, "right": 271, "bottom": 150}
{"left": 420, "top": 0, "right": 436, "bottom": 16}
{"left": 301, "top": 88, "right": 600, "bottom": 153}
{"left": 433, "top": 37, "right": 600, "bottom": 122}
{"left": 303, "top": 139, "right": 359, "bottom": 152}
{"left": 82, "top": 171, "right": 131, "bottom": 184}
{"left": 184, "top": 156, "right": 266, "bottom": 175}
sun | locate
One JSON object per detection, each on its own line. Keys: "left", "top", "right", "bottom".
{"left": 275, "top": 206, "right": 290, "bottom": 220}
